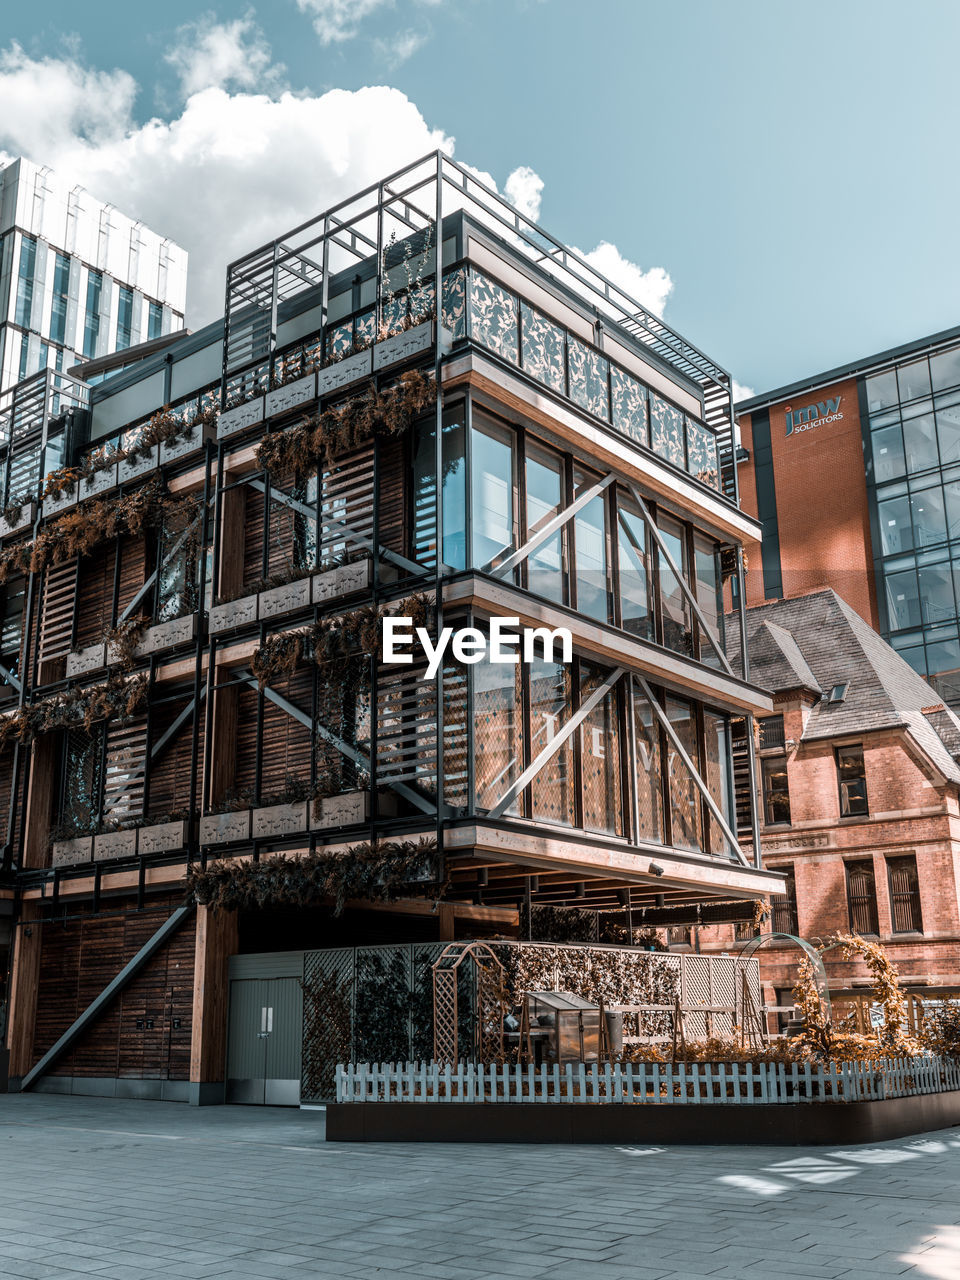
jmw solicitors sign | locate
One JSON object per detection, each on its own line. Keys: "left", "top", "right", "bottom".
{"left": 784, "top": 395, "right": 843, "bottom": 437}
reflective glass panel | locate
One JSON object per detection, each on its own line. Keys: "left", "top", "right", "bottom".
{"left": 657, "top": 516, "right": 692, "bottom": 656}
{"left": 931, "top": 346, "right": 960, "bottom": 393}
{"left": 525, "top": 445, "right": 566, "bottom": 604}
{"left": 528, "top": 656, "right": 575, "bottom": 827}
{"left": 871, "top": 423, "right": 905, "bottom": 482}
{"left": 632, "top": 684, "right": 662, "bottom": 843}
{"left": 703, "top": 710, "right": 734, "bottom": 854}
{"left": 918, "top": 562, "right": 955, "bottom": 625}
{"left": 898, "top": 359, "right": 931, "bottom": 404}
{"left": 865, "top": 370, "right": 899, "bottom": 413}
{"left": 910, "top": 484, "right": 947, "bottom": 548}
{"left": 473, "top": 655, "right": 522, "bottom": 815}
{"left": 470, "top": 417, "right": 515, "bottom": 569}
{"left": 665, "top": 696, "right": 702, "bottom": 851}
{"left": 902, "top": 411, "right": 938, "bottom": 474}
{"left": 885, "top": 568, "right": 922, "bottom": 630}
{"left": 936, "top": 400, "right": 960, "bottom": 467}
{"left": 878, "top": 493, "right": 912, "bottom": 555}
{"left": 618, "top": 505, "right": 652, "bottom": 640}
{"left": 580, "top": 663, "right": 622, "bottom": 836}
{"left": 573, "top": 467, "right": 608, "bottom": 622}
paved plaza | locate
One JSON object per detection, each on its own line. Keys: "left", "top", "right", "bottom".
{"left": 0, "top": 1095, "right": 958, "bottom": 1280}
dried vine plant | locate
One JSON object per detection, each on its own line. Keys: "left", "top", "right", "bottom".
{"left": 0, "top": 673, "right": 148, "bottom": 750}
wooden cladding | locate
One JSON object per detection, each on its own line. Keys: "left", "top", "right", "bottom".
{"left": 37, "top": 559, "right": 77, "bottom": 667}
{"left": 147, "top": 697, "right": 205, "bottom": 820}
{"left": 73, "top": 537, "right": 148, "bottom": 650}
{"left": 32, "top": 897, "right": 196, "bottom": 1080}
{"left": 234, "top": 670, "right": 313, "bottom": 800}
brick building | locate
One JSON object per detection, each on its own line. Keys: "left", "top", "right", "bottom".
{"left": 698, "top": 589, "right": 960, "bottom": 1011}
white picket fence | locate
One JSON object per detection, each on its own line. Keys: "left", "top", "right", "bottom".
{"left": 336, "top": 1056, "right": 960, "bottom": 1105}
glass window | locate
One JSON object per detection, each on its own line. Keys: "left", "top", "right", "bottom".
{"left": 871, "top": 423, "right": 905, "bottom": 482}
{"left": 878, "top": 492, "right": 912, "bottom": 555}
{"left": 887, "top": 855, "right": 923, "bottom": 933}
{"left": 412, "top": 408, "right": 465, "bottom": 571}
{"left": 694, "top": 535, "right": 724, "bottom": 666}
{"left": 520, "top": 303, "right": 565, "bottom": 393}
{"left": 902, "top": 410, "right": 938, "bottom": 474}
{"left": 14, "top": 235, "right": 37, "bottom": 328}
{"left": 470, "top": 416, "right": 515, "bottom": 569}
{"left": 0, "top": 577, "right": 25, "bottom": 681}
{"left": 525, "top": 444, "right": 566, "bottom": 605}
{"left": 632, "top": 683, "right": 662, "bottom": 844}
{"left": 771, "top": 864, "right": 798, "bottom": 934}
{"left": 935, "top": 400, "right": 960, "bottom": 468}
{"left": 702, "top": 710, "right": 733, "bottom": 854}
{"left": 61, "top": 724, "right": 105, "bottom": 835}
{"left": 918, "top": 561, "right": 955, "bottom": 625}
{"left": 49, "top": 252, "right": 70, "bottom": 346}
{"left": 82, "top": 271, "right": 102, "bottom": 359}
{"left": 527, "top": 654, "right": 575, "bottom": 827}
{"left": 761, "top": 757, "right": 791, "bottom": 826}
{"left": 117, "top": 286, "right": 134, "bottom": 349}
{"left": 474, "top": 654, "right": 522, "bottom": 815}
{"left": 925, "top": 634, "right": 960, "bottom": 692}
{"left": 657, "top": 515, "right": 692, "bottom": 656}
{"left": 579, "top": 663, "right": 622, "bottom": 836}
{"left": 147, "top": 301, "right": 163, "bottom": 341}
{"left": 931, "top": 346, "right": 960, "bottom": 394}
{"left": 898, "top": 358, "right": 931, "bottom": 404}
{"left": 845, "top": 859, "right": 879, "bottom": 934}
{"left": 865, "top": 369, "right": 899, "bottom": 413}
{"left": 837, "top": 745, "right": 868, "bottom": 817}
{"left": 611, "top": 367, "right": 648, "bottom": 447}
{"left": 573, "top": 466, "right": 608, "bottom": 622}
{"left": 884, "top": 567, "right": 922, "bottom": 630}
{"left": 758, "top": 715, "right": 785, "bottom": 749}
{"left": 910, "top": 484, "right": 947, "bottom": 549}
{"left": 665, "top": 696, "right": 702, "bottom": 851}
{"left": 617, "top": 504, "right": 652, "bottom": 640}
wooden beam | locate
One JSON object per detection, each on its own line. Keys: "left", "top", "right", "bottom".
{"left": 438, "top": 903, "right": 455, "bottom": 940}
{"left": 6, "top": 903, "right": 41, "bottom": 1079}
{"left": 206, "top": 682, "right": 239, "bottom": 809}
{"left": 23, "top": 736, "right": 58, "bottom": 870}
{"left": 217, "top": 485, "right": 246, "bottom": 602}
{"left": 190, "top": 905, "right": 238, "bottom": 1097}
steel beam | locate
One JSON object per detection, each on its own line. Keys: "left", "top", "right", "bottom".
{"left": 484, "top": 472, "right": 615, "bottom": 579}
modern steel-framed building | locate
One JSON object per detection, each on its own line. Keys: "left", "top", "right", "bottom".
{"left": 1, "top": 153, "right": 781, "bottom": 1103}
{"left": 0, "top": 156, "right": 187, "bottom": 391}
{"left": 737, "top": 324, "right": 960, "bottom": 708}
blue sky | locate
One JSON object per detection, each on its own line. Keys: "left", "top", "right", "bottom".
{"left": 3, "top": 0, "right": 958, "bottom": 395}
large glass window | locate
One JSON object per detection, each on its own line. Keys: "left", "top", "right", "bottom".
{"left": 412, "top": 408, "right": 466, "bottom": 571}
{"left": 579, "top": 662, "right": 622, "bottom": 836}
{"left": 471, "top": 416, "right": 515, "bottom": 569}
{"left": 632, "top": 684, "right": 662, "bottom": 844}
{"left": 147, "top": 300, "right": 163, "bottom": 341}
{"left": 525, "top": 444, "right": 566, "bottom": 604}
{"left": 910, "top": 484, "right": 947, "bottom": 548}
{"left": 528, "top": 654, "right": 575, "bottom": 827}
{"left": 617, "top": 504, "right": 652, "bottom": 640}
{"left": 665, "top": 696, "right": 701, "bottom": 851}
{"left": 918, "top": 560, "right": 955, "bottom": 625}
{"left": 117, "top": 286, "right": 134, "bottom": 349}
{"left": 898, "top": 358, "right": 931, "bottom": 404}
{"left": 935, "top": 398, "right": 960, "bottom": 466}
{"left": 49, "top": 252, "right": 70, "bottom": 346}
{"left": 837, "top": 745, "right": 868, "bottom": 817}
{"left": 657, "top": 515, "right": 692, "bottom": 655}
{"left": 871, "top": 422, "right": 905, "bottom": 482}
{"left": 865, "top": 369, "right": 899, "bottom": 413}
{"left": 885, "top": 567, "right": 922, "bottom": 630}
{"left": 694, "top": 534, "right": 724, "bottom": 665}
{"left": 761, "top": 757, "right": 791, "bottom": 826}
{"left": 702, "top": 710, "right": 733, "bottom": 854}
{"left": 473, "top": 657, "right": 522, "bottom": 815}
{"left": 902, "top": 406, "right": 938, "bottom": 474}
{"left": 14, "top": 235, "right": 37, "bottom": 328}
{"left": 573, "top": 466, "right": 608, "bottom": 622}
{"left": 83, "top": 271, "right": 102, "bottom": 359}
{"left": 931, "top": 346, "right": 960, "bottom": 393}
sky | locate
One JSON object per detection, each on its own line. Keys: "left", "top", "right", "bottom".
{"left": 2, "top": 0, "right": 958, "bottom": 398}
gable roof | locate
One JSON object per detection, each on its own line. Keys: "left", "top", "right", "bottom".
{"left": 730, "top": 589, "right": 960, "bottom": 783}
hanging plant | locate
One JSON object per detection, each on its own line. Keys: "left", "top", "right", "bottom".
{"left": 255, "top": 369, "right": 435, "bottom": 481}
{"left": 0, "top": 672, "right": 148, "bottom": 750}
{"left": 185, "top": 836, "right": 439, "bottom": 916}
{"left": 101, "top": 615, "right": 151, "bottom": 672}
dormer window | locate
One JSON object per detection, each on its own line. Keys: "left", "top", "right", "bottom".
{"left": 828, "top": 683, "right": 848, "bottom": 703}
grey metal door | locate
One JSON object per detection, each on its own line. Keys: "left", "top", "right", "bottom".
{"left": 227, "top": 977, "right": 302, "bottom": 1105}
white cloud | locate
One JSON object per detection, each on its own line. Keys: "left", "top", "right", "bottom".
{"left": 578, "top": 240, "right": 673, "bottom": 320}
{"left": 732, "top": 380, "right": 755, "bottom": 404}
{"left": 165, "top": 12, "right": 283, "bottom": 100}
{"left": 504, "top": 165, "right": 543, "bottom": 223}
{"left": 373, "top": 27, "right": 426, "bottom": 66}
{"left": 296, "top": 0, "right": 394, "bottom": 45}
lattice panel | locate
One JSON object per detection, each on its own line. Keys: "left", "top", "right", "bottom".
{"left": 682, "top": 954, "right": 712, "bottom": 1039}
{"left": 300, "top": 948, "right": 354, "bottom": 1102}
{"left": 433, "top": 969, "right": 458, "bottom": 1063}
{"left": 354, "top": 946, "right": 413, "bottom": 1064}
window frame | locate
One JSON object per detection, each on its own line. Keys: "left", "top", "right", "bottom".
{"left": 845, "top": 857, "right": 880, "bottom": 936}
{"left": 836, "top": 743, "right": 869, "bottom": 818}
{"left": 886, "top": 854, "right": 924, "bottom": 934}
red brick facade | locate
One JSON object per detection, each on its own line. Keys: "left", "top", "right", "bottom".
{"left": 738, "top": 377, "right": 880, "bottom": 627}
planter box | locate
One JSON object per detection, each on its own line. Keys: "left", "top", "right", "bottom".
{"left": 199, "top": 811, "right": 251, "bottom": 845}
{"left": 316, "top": 349, "right": 373, "bottom": 397}
{"left": 66, "top": 643, "right": 107, "bottom": 678}
{"left": 218, "top": 396, "right": 264, "bottom": 440}
{"left": 42, "top": 485, "right": 78, "bottom": 517}
{"left": 51, "top": 837, "right": 93, "bottom": 868}
{"left": 251, "top": 801, "right": 308, "bottom": 840}
{"left": 259, "top": 577, "right": 311, "bottom": 621}
{"left": 266, "top": 372, "right": 316, "bottom": 419}
{"left": 373, "top": 321, "right": 434, "bottom": 371}
{"left": 137, "top": 614, "right": 198, "bottom": 656}
{"left": 94, "top": 829, "right": 137, "bottom": 861}
{"left": 312, "top": 559, "right": 372, "bottom": 605}
{"left": 138, "top": 819, "right": 189, "bottom": 856}
{"left": 118, "top": 445, "right": 159, "bottom": 484}
{"left": 160, "top": 417, "right": 217, "bottom": 465}
{"left": 312, "top": 790, "right": 370, "bottom": 831}
{"left": 78, "top": 463, "right": 119, "bottom": 501}
{"left": 0, "top": 503, "right": 35, "bottom": 539}
{"left": 208, "top": 594, "right": 258, "bottom": 634}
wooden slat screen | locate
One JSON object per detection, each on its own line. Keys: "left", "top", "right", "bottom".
{"left": 376, "top": 662, "right": 437, "bottom": 797}
{"left": 146, "top": 698, "right": 204, "bottom": 820}
{"left": 38, "top": 559, "right": 78, "bottom": 664}
{"left": 74, "top": 546, "right": 115, "bottom": 649}
{"left": 102, "top": 716, "right": 147, "bottom": 826}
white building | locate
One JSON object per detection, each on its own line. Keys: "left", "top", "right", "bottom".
{"left": 0, "top": 157, "right": 187, "bottom": 391}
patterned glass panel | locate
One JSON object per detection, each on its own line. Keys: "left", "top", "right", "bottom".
{"left": 474, "top": 654, "right": 523, "bottom": 815}
{"left": 469, "top": 271, "right": 519, "bottom": 363}
{"left": 354, "top": 309, "right": 376, "bottom": 349}
{"left": 686, "top": 417, "right": 720, "bottom": 490}
{"left": 567, "top": 337, "right": 610, "bottom": 419}
{"left": 528, "top": 657, "right": 575, "bottom": 826}
{"left": 580, "top": 664, "right": 622, "bottom": 836}
{"left": 408, "top": 280, "right": 435, "bottom": 324}
{"left": 612, "top": 367, "right": 649, "bottom": 447}
{"left": 650, "top": 395, "right": 686, "bottom": 469}
{"left": 441, "top": 268, "right": 466, "bottom": 340}
{"left": 520, "top": 303, "right": 565, "bottom": 393}
{"left": 325, "top": 320, "right": 354, "bottom": 359}
{"left": 380, "top": 294, "right": 408, "bottom": 338}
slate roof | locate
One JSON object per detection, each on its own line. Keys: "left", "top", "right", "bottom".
{"left": 729, "top": 589, "right": 960, "bottom": 783}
